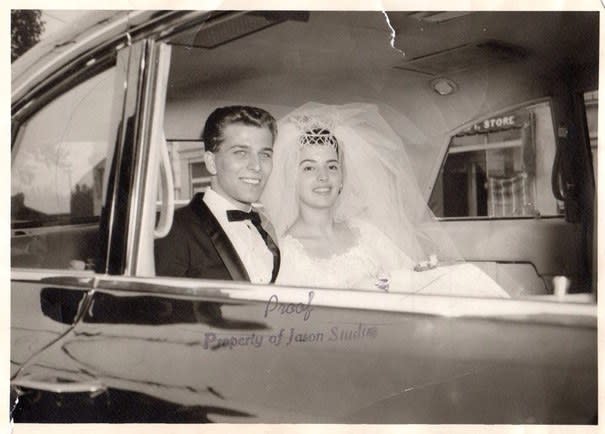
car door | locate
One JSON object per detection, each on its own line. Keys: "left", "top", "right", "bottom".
{"left": 11, "top": 32, "right": 148, "bottom": 394}
{"left": 11, "top": 279, "right": 597, "bottom": 423}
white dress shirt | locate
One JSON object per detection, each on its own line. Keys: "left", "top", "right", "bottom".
{"left": 203, "top": 188, "right": 274, "bottom": 284}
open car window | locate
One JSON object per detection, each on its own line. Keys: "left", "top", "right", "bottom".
{"left": 139, "top": 11, "right": 597, "bottom": 301}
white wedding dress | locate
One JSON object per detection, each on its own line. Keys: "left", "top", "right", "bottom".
{"left": 276, "top": 218, "right": 510, "bottom": 298}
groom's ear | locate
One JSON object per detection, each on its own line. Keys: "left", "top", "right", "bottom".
{"left": 204, "top": 151, "right": 217, "bottom": 175}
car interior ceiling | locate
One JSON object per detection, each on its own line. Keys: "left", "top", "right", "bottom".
{"left": 163, "top": 11, "right": 597, "bottom": 170}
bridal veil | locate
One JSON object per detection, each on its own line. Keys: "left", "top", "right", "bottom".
{"left": 261, "top": 102, "right": 461, "bottom": 264}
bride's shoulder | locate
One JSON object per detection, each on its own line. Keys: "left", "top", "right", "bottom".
{"left": 344, "top": 218, "right": 396, "bottom": 248}
{"left": 282, "top": 221, "right": 308, "bottom": 243}
{"left": 279, "top": 222, "right": 308, "bottom": 249}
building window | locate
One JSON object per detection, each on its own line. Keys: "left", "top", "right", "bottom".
{"left": 189, "top": 160, "right": 212, "bottom": 194}
{"left": 430, "top": 101, "right": 563, "bottom": 218}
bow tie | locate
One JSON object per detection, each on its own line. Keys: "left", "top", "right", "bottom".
{"left": 226, "top": 209, "right": 261, "bottom": 226}
{"left": 226, "top": 209, "right": 280, "bottom": 283}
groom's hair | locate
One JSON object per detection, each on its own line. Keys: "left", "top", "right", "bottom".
{"left": 202, "top": 105, "right": 277, "bottom": 153}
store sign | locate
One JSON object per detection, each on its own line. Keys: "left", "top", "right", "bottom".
{"left": 458, "top": 113, "right": 526, "bottom": 135}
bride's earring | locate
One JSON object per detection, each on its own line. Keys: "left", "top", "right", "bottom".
{"left": 338, "top": 184, "right": 343, "bottom": 194}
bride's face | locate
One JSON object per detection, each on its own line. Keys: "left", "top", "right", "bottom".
{"left": 297, "top": 144, "right": 342, "bottom": 210}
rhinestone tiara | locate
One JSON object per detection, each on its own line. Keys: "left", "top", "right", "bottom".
{"left": 289, "top": 114, "right": 339, "bottom": 148}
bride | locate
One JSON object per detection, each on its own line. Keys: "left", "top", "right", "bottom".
{"left": 261, "top": 103, "right": 509, "bottom": 298}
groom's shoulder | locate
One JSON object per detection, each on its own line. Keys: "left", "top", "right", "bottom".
{"left": 173, "top": 193, "right": 208, "bottom": 223}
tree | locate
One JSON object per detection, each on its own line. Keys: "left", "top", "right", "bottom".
{"left": 11, "top": 10, "right": 45, "bottom": 62}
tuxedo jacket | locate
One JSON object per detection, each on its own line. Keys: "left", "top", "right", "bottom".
{"left": 154, "top": 193, "right": 280, "bottom": 281}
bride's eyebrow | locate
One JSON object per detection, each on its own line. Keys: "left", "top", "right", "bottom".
{"left": 299, "top": 159, "right": 317, "bottom": 165}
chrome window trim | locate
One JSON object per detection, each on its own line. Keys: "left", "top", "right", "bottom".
{"left": 123, "top": 39, "right": 156, "bottom": 276}
{"left": 11, "top": 222, "right": 99, "bottom": 236}
{"left": 11, "top": 268, "right": 97, "bottom": 284}
{"left": 431, "top": 215, "right": 566, "bottom": 222}
{"left": 90, "top": 275, "right": 596, "bottom": 326}
{"left": 129, "top": 43, "right": 173, "bottom": 277}
{"left": 101, "top": 41, "right": 147, "bottom": 275}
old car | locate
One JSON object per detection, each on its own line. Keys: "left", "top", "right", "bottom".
{"left": 10, "top": 10, "right": 597, "bottom": 423}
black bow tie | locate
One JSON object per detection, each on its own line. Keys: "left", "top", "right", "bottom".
{"left": 226, "top": 209, "right": 261, "bottom": 226}
{"left": 226, "top": 209, "right": 280, "bottom": 283}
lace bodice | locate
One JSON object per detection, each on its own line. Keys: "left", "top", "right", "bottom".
{"left": 276, "top": 219, "right": 414, "bottom": 289}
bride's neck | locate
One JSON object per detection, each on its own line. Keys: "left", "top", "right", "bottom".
{"left": 297, "top": 206, "right": 335, "bottom": 237}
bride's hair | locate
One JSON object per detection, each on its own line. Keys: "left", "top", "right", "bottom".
{"left": 299, "top": 128, "right": 344, "bottom": 195}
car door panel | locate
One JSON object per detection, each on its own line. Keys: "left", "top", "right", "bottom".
{"left": 12, "top": 280, "right": 596, "bottom": 423}
{"left": 10, "top": 272, "right": 94, "bottom": 378}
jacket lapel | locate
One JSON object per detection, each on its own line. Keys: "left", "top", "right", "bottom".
{"left": 256, "top": 207, "right": 281, "bottom": 283}
{"left": 190, "top": 193, "right": 250, "bottom": 282}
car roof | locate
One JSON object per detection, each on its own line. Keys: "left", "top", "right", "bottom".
{"left": 11, "top": 10, "right": 172, "bottom": 103}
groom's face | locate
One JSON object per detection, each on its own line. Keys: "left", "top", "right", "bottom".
{"left": 205, "top": 123, "right": 274, "bottom": 209}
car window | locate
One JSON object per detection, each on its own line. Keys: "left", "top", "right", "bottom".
{"left": 429, "top": 101, "right": 564, "bottom": 218}
{"left": 11, "top": 66, "right": 118, "bottom": 270}
{"left": 145, "top": 11, "right": 596, "bottom": 299}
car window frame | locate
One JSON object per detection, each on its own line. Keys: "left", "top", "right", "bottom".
{"left": 11, "top": 45, "right": 135, "bottom": 275}
{"left": 426, "top": 96, "right": 565, "bottom": 222}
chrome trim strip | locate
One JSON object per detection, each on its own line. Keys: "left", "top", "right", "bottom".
{"left": 11, "top": 268, "right": 96, "bottom": 284}
{"left": 101, "top": 44, "right": 139, "bottom": 275}
{"left": 93, "top": 276, "right": 597, "bottom": 324}
{"left": 11, "top": 223, "right": 98, "bottom": 236}
{"left": 13, "top": 379, "right": 106, "bottom": 395}
{"left": 123, "top": 40, "right": 155, "bottom": 276}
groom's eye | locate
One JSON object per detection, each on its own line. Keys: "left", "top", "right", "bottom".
{"left": 302, "top": 165, "right": 315, "bottom": 172}
{"left": 328, "top": 164, "right": 340, "bottom": 170}
{"left": 259, "top": 151, "right": 273, "bottom": 159}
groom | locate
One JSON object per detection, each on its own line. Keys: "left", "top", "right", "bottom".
{"left": 155, "top": 105, "right": 280, "bottom": 283}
